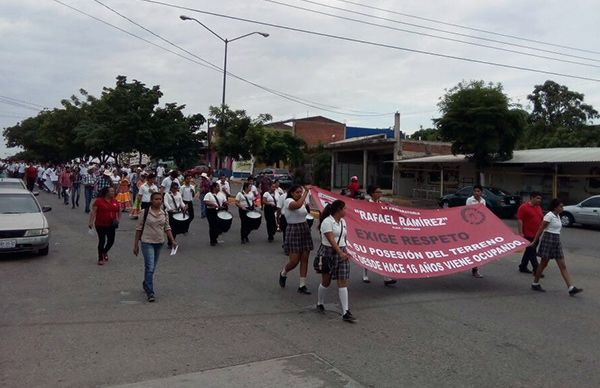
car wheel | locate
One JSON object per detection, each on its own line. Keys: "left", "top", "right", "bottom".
{"left": 441, "top": 201, "right": 449, "bottom": 209}
{"left": 560, "top": 212, "right": 574, "bottom": 227}
{"left": 38, "top": 246, "right": 49, "bottom": 256}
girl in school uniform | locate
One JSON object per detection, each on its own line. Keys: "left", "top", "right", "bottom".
{"left": 279, "top": 185, "right": 313, "bottom": 295}
{"left": 205, "top": 182, "right": 228, "bottom": 246}
{"left": 235, "top": 182, "right": 256, "bottom": 244}
{"left": 531, "top": 198, "right": 583, "bottom": 296}
{"left": 315, "top": 199, "right": 356, "bottom": 322}
{"left": 262, "top": 181, "right": 278, "bottom": 242}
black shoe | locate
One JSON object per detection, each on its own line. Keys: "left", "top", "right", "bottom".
{"left": 147, "top": 294, "right": 155, "bottom": 302}
{"left": 519, "top": 267, "right": 533, "bottom": 274}
{"left": 569, "top": 287, "right": 583, "bottom": 296}
{"left": 531, "top": 284, "right": 546, "bottom": 292}
{"left": 316, "top": 304, "right": 325, "bottom": 313}
{"left": 342, "top": 311, "right": 356, "bottom": 322}
{"left": 268, "top": 237, "right": 274, "bottom": 242}
{"left": 210, "top": 242, "right": 217, "bottom": 246}
{"left": 279, "top": 273, "right": 287, "bottom": 288}
{"left": 297, "top": 286, "right": 311, "bottom": 295}
{"left": 241, "top": 239, "right": 246, "bottom": 244}
{"left": 245, "top": 237, "right": 250, "bottom": 243}
{"left": 384, "top": 279, "right": 397, "bottom": 286}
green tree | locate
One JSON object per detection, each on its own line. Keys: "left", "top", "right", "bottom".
{"left": 208, "top": 106, "right": 270, "bottom": 161}
{"left": 308, "top": 144, "right": 331, "bottom": 189}
{"left": 410, "top": 127, "right": 441, "bottom": 141}
{"left": 257, "top": 130, "right": 306, "bottom": 168}
{"left": 521, "top": 80, "right": 599, "bottom": 148}
{"left": 434, "top": 80, "right": 526, "bottom": 179}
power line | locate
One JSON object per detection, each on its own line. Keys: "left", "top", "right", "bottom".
{"left": 277, "top": 0, "right": 600, "bottom": 66}
{"left": 0, "top": 98, "right": 42, "bottom": 112}
{"left": 54, "top": 0, "right": 394, "bottom": 117}
{"left": 135, "top": 0, "right": 600, "bottom": 83}
{"left": 331, "top": 0, "right": 600, "bottom": 56}
{"left": 0, "top": 95, "right": 46, "bottom": 109}
{"left": 263, "top": 0, "right": 600, "bottom": 69}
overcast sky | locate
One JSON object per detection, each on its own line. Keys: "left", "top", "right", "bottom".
{"left": 1, "top": 0, "right": 599, "bottom": 157}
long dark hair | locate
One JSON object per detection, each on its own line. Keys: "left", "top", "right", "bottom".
{"left": 319, "top": 199, "right": 345, "bottom": 227}
{"left": 242, "top": 182, "right": 251, "bottom": 192}
{"left": 287, "top": 184, "right": 302, "bottom": 199}
{"left": 210, "top": 182, "right": 220, "bottom": 192}
{"left": 98, "top": 186, "right": 112, "bottom": 198}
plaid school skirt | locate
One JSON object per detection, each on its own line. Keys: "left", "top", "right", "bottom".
{"left": 537, "top": 232, "right": 563, "bottom": 260}
{"left": 316, "top": 244, "right": 350, "bottom": 280}
{"left": 284, "top": 222, "right": 313, "bottom": 253}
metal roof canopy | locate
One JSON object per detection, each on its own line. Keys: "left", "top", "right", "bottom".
{"left": 391, "top": 147, "right": 600, "bottom": 164}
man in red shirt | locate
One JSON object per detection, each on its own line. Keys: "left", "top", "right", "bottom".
{"left": 517, "top": 191, "right": 543, "bottom": 274}
{"left": 25, "top": 162, "right": 37, "bottom": 191}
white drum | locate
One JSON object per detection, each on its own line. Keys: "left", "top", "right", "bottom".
{"left": 172, "top": 212, "right": 189, "bottom": 221}
{"left": 217, "top": 211, "right": 233, "bottom": 233}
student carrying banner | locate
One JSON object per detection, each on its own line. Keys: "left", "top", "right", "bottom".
{"left": 314, "top": 199, "right": 356, "bottom": 322}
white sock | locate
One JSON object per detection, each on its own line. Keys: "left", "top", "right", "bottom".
{"left": 568, "top": 285, "right": 574, "bottom": 291}
{"left": 281, "top": 268, "right": 287, "bottom": 276}
{"left": 532, "top": 282, "right": 540, "bottom": 286}
{"left": 318, "top": 284, "right": 328, "bottom": 305}
{"left": 338, "top": 287, "right": 349, "bottom": 314}
{"left": 362, "top": 268, "right": 369, "bottom": 279}
{"left": 299, "top": 277, "right": 306, "bottom": 288}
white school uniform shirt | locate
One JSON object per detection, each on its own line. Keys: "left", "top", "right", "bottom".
{"left": 204, "top": 192, "right": 227, "bottom": 208}
{"left": 236, "top": 191, "right": 255, "bottom": 210}
{"left": 218, "top": 180, "right": 231, "bottom": 196}
{"left": 164, "top": 191, "right": 184, "bottom": 212}
{"left": 262, "top": 191, "right": 276, "bottom": 206}
{"left": 543, "top": 212, "right": 562, "bottom": 234}
{"left": 180, "top": 184, "right": 195, "bottom": 202}
{"left": 156, "top": 166, "right": 165, "bottom": 178}
{"left": 161, "top": 176, "right": 180, "bottom": 193}
{"left": 283, "top": 197, "right": 308, "bottom": 224}
{"left": 139, "top": 183, "right": 158, "bottom": 202}
{"left": 276, "top": 192, "right": 286, "bottom": 210}
{"left": 466, "top": 196, "right": 486, "bottom": 206}
{"left": 320, "top": 215, "right": 347, "bottom": 247}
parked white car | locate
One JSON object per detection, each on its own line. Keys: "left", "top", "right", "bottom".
{"left": 0, "top": 178, "right": 27, "bottom": 189}
{"left": 561, "top": 195, "right": 600, "bottom": 227}
{"left": 0, "top": 188, "right": 51, "bottom": 255}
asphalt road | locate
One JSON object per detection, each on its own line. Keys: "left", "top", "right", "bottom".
{"left": 1, "top": 191, "right": 599, "bottom": 388}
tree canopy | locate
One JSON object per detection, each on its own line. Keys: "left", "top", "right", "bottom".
{"left": 3, "top": 76, "right": 206, "bottom": 168}
{"left": 434, "top": 80, "right": 527, "bottom": 170}
{"left": 520, "top": 80, "right": 599, "bottom": 148}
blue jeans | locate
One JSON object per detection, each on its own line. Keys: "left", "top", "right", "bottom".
{"left": 84, "top": 185, "right": 94, "bottom": 212}
{"left": 141, "top": 242, "right": 163, "bottom": 296}
{"left": 200, "top": 192, "right": 207, "bottom": 218}
{"left": 71, "top": 183, "right": 81, "bottom": 207}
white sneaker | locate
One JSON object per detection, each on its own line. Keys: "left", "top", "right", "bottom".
{"left": 362, "top": 276, "right": 370, "bottom": 283}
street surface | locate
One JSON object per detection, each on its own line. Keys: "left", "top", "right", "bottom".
{"left": 1, "top": 190, "right": 599, "bottom": 388}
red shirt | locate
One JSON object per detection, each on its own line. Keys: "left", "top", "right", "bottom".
{"left": 94, "top": 198, "right": 119, "bottom": 227}
{"left": 347, "top": 182, "right": 360, "bottom": 197}
{"left": 26, "top": 166, "right": 37, "bottom": 179}
{"left": 517, "top": 202, "right": 543, "bottom": 238}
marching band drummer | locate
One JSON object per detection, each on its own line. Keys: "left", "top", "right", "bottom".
{"left": 235, "top": 182, "right": 256, "bottom": 244}
{"left": 362, "top": 185, "right": 397, "bottom": 286}
{"left": 263, "top": 181, "right": 278, "bottom": 242}
{"left": 163, "top": 182, "right": 187, "bottom": 245}
{"left": 204, "top": 182, "right": 228, "bottom": 246}
{"left": 180, "top": 174, "right": 197, "bottom": 222}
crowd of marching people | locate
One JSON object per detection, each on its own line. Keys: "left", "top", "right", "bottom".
{"left": 1, "top": 159, "right": 584, "bottom": 322}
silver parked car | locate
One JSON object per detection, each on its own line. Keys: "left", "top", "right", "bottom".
{"left": 561, "top": 195, "right": 600, "bottom": 227}
{"left": 0, "top": 188, "right": 51, "bottom": 255}
{"left": 0, "top": 177, "right": 27, "bottom": 189}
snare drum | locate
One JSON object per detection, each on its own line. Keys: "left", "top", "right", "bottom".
{"left": 172, "top": 212, "right": 190, "bottom": 222}
{"left": 306, "top": 214, "right": 314, "bottom": 228}
{"left": 246, "top": 210, "right": 262, "bottom": 230}
{"left": 170, "top": 212, "right": 190, "bottom": 235}
{"left": 216, "top": 211, "right": 233, "bottom": 233}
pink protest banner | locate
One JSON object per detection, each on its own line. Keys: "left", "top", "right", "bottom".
{"left": 311, "top": 187, "right": 529, "bottom": 279}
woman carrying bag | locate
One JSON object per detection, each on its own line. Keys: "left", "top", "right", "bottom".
{"left": 314, "top": 200, "right": 356, "bottom": 322}
{"left": 133, "top": 192, "right": 177, "bottom": 303}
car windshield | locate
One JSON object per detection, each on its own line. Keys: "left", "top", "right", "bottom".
{"left": 0, "top": 194, "right": 40, "bottom": 214}
{"left": 486, "top": 187, "right": 510, "bottom": 196}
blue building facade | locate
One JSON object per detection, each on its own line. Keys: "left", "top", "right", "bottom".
{"left": 345, "top": 126, "right": 394, "bottom": 139}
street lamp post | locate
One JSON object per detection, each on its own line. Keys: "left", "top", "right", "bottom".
{"left": 180, "top": 15, "right": 269, "bottom": 169}
{"left": 179, "top": 15, "right": 269, "bottom": 111}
